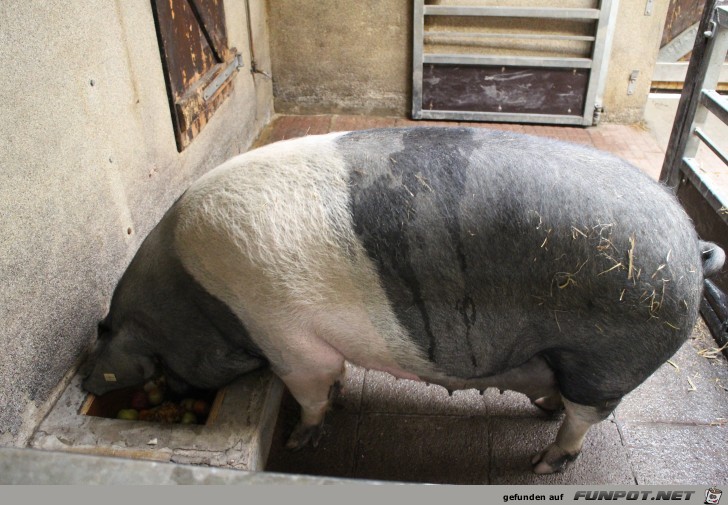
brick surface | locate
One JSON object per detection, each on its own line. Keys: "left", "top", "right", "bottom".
{"left": 330, "top": 115, "right": 398, "bottom": 132}
{"left": 264, "top": 114, "right": 332, "bottom": 143}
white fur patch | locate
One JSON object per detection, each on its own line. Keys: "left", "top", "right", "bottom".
{"left": 173, "top": 133, "right": 436, "bottom": 379}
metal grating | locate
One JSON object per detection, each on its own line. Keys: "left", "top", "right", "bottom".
{"left": 412, "top": 0, "right": 619, "bottom": 126}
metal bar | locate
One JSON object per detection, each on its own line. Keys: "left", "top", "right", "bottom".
{"left": 660, "top": 0, "right": 723, "bottom": 188}
{"left": 423, "top": 6, "right": 600, "bottom": 20}
{"left": 694, "top": 127, "right": 728, "bottom": 166}
{"left": 680, "top": 157, "right": 728, "bottom": 226}
{"left": 701, "top": 89, "right": 728, "bottom": 125}
{"left": 700, "top": 294, "right": 728, "bottom": 358}
{"left": 412, "top": 0, "right": 425, "bottom": 119}
{"left": 683, "top": 9, "right": 728, "bottom": 165}
{"left": 423, "top": 53, "right": 593, "bottom": 68}
{"left": 718, "top": 5, "right": 728, "bottom": 28}
{"left": 581, "top": 0, "right": 616, "bottom": 125}
{"left": 652, "top": 61, "right": 728, "bottom": 82}
{"left": 592, "top": 0, "right": 620, "bottom": 125}
{"left": 705, "top": 279, "right": 728, "bottom": 331}
{"left": 424, "top": 31, "right": 596, "bottom": 42}
{"left": 202, "top": 54, "right": 242, "bottom": 101}
{"left": 419, "top": 109, "right": 585, "bottom": 125}
{"left": 703, "top": 8, "right": 728, "bottom": 90}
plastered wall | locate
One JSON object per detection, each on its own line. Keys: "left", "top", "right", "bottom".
{"left": 0, "top": 0, "right": 273, "bottom": 446}
{"left": 268, "top": 0, "right": 670, "bottom": 123}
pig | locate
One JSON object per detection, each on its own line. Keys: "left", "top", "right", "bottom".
{"left": 82, "top": 127, "right": 725, "bottom": 474}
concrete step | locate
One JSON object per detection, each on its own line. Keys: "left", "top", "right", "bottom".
{"left": 0, "top": 447, "right": 366, "bottom": 484}
{"left": 29, "top": 368, "right": 284, "bottom": 471}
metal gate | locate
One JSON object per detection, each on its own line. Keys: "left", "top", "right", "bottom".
{"left": 411, "top": 0, "right": 618, "bottom": 126}
{"left": 653, "top": 0, "right": 728, "bottom": 91}
{"left": 660, "top": 0, "right": 728, "bottom": 350}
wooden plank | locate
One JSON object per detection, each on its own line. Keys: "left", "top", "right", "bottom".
{"left": 152, "top": 0, "right": 217, "bottom": 99}
{"left": 206, "top": 387, "right": 226, "bottom": 425}
{"left": 188, "top": 0, "right": 229, "bottom": 62}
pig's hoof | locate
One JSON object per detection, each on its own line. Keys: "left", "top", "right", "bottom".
{"left": 285, "top": 422, "right": 323, "bottom": 451}
{"left": 531, "top": 444, "right": 578, "bottom": 474}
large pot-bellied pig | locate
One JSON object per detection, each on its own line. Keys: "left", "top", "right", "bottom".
{"left": 82, "top": 127, "right": 725, "bottom": 474}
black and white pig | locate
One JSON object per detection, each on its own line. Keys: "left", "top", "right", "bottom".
{"left": 82, "top": 127, "right": 725, "bottom": 474}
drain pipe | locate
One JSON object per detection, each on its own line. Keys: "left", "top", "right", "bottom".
{"left": 244, "top": 0, "right": 271, "bottom": 79}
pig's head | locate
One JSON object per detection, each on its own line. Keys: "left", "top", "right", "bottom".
{"left": 81, "top": 320, "right": 156, "bottom": 396}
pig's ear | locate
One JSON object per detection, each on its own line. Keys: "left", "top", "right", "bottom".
{"left": 109, "top": 323, "right": 155, "bottom": 374}
{"left": 97, "top": 316, "right": 111, "bottom": 338}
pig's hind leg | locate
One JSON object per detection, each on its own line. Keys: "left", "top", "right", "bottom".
{"left": 269, "top": 333, "right": 347, "bottom": 450}
{"left": 529, "top": 346, "right": 625, "bottom": 473}
{"left": 531, "top": 397, "right": 618, "bottom": 474}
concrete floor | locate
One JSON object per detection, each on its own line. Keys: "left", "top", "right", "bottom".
{"left": 258, "top": 114, "right": 728, "bottom": 485}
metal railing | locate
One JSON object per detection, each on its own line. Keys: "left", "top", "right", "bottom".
{"left": 660, "top": 1, "right": 728, "bottom": 354}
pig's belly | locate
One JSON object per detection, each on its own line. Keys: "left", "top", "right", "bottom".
{"left": 309, "top": 305, "right": 430, "bottom": 381}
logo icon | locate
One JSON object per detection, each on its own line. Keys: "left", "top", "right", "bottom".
{"left": 705, "top": 488, "right": 722, "bottom": 505}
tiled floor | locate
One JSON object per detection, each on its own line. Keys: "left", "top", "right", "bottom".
{"left": 258, "top": 114, "right": 728, "bottom": 485}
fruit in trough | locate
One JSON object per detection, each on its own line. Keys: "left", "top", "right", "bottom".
{"left": 117, "top": 409, "right": 139, "bottom": 421}
{"left": 192, "top": 400, "right": 209, "bottom": 417}
{"left": 181, "top": 412, "right": 197, "bottom": 425}
{"left": 147, "top": 386, "right": 164, "bottom": 406}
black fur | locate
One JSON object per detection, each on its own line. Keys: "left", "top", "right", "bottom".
{"left": 341, "top": 127, "right": 706, "bottom": 405}
{"left": 82, "top": 204, "right": 265, "bottom": 395}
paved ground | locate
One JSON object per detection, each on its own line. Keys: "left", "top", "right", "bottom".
{"left": 258, "top": 114, "right": 728, "bottom": 485}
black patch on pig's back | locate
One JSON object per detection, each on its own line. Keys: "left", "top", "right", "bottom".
{"left": 340, "top": 127, "right": 478, "bottom": 364}
{"left": 338, "top": 126, "right": 704, "bottom": 403}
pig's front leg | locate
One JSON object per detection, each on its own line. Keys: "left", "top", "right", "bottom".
{"left": 272, "top": 336, "right": 347, "bottom": 450}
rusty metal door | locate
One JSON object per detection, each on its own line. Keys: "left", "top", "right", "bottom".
{"left": 660, "top": 0, "right": 728, "bottom": 350}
